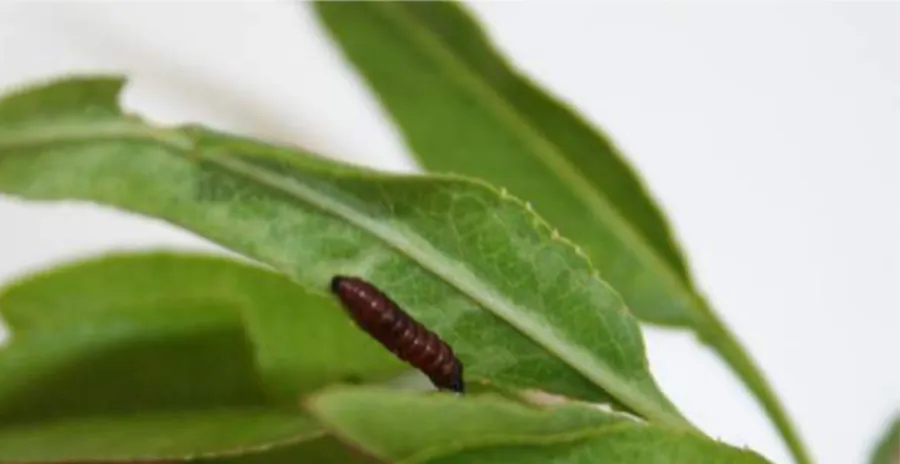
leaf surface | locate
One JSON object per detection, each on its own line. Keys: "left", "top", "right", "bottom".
{"left": 0, "top": 251, "right": 404, "bottom": 400}
{"left": 0, "top": 410, "right": 319, "bottom": 463}
{"left": 0, "top": 299, "right": 317, "bottom": 463}
{"left": 308, "top": 385, "right": 628, "bottom": 460}
{"left": 0, "top": 252, "right": 398, "bottom": 462}
{"left": 0, "top": 77, "right": 687, "bottom": 428}
{"left": 313, "top": 1, "right": 696, "bottom": 326}
{"left": 312, "top": 5, "right": 814, "bottom": 463}
{"left": 209, "top": 437, "right": 375, "bottom": 464}
{"left": 407, "top": 428, "right": 771, "bottom": 464}
{"left": 306, "top": 386, "right": 771, "bottom": 464}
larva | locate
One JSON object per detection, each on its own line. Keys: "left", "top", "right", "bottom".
{"left": 330, "top": 275, "right": 464, "bottom": 393}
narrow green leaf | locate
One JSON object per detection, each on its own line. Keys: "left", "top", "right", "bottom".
{"left": 312, "top": 4, "right": 812, "bottom": 463}
{"left": 0, "top": 77, "right": 688, "bottom": 429}
{"left": 869, "top": 415, "right": 900, "bottom": 464}
{"left": 313, "top": 1, "right": 695, "bottom": 326}
{"left": 0, "top": 251, "right": 405, "bottom": 400}
{"left": 393, "top": 2, "right": 692, "bottom": 284}
{"left": 306, "top": 386, "right": 771, "bottom": 464}
{"left": 406, "top": 427, "right": 771, "bottom": 464}
{"left": 307, "top": 385, "right": 628, "bottom": 461}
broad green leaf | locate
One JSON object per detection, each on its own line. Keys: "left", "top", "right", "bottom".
{"left": 313, "top": 1, "right": 695, "bottom": 327}
{"left": 0, "top": 77, "right": 689, "bottom": 429}
{"left": 307, "top": 386, "right": 771, "bottom": 464}
{"left": 0, "top": 306, "right": 268, "bottom": 422}
{"left": 869, "top": 415, "right": 899, "bottom": 464}
{"left": 0, "top": 292, "right": 315, "bottom": 462}
{"left": 0, "top": 252, "right": 397, "bottom": 462}
{"left": 312, "top": 5, "right": 814, "bottom": 463}
{"left": 0, "top": 251, "right": 405, "bottom": 400}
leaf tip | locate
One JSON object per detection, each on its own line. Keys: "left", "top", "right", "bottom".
{"left": 0, "top": 73, "right": 130, "bottom": 120}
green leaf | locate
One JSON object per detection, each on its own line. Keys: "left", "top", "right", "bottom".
{"left": 0, "top": 252, "right": 401, "bottom": 462}
{"left": 313, "top": 1, "right": 694, "bottom": 327}
{"left": 0, "top": 410, "right": 320, "bottom": 463}
{"left": 0, "top": 251, "right": 405, "bottom": 400}
{"left": 0, "top": 291, "right": 313, "bottom": 462}
{"left": 307, "top": 385, "right": 627, "bottom": 460}
{"left": 0, "top": 306, "right": 269, "bottom": 422}
{"left": 406, "top": 428, "right": 771, "bottom": 464}
{"left": 869, "top": 415, "right": 899, "bottom": 464}
{"left": 306, "top": 386, "right": 772, "bottom": 464}
{"left": 0, "top": 76, "right": 688, "bottom": 429}
{"left": 210, "top": 437, "right": 373, "bottom": 464}
{"left": 312, "top": 4, "right": 813, "bottom": 463}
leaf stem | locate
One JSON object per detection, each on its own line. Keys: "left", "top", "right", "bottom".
{"left": 696, "top": 300, "right": 813, "bottom": 464}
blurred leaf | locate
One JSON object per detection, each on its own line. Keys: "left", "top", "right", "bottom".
{"left": 210, "top": 436, "right": 375, "bottom": 464}
{"left": 0, "top": 305, "right": 267, "bottom": 422}
{"left": 0, "top": 76, "right": 689, "bottom": 429}
{"left": 0, "top": 295, "right": 313, "bottom": 462}
{"left": 0, "top": 251, "right": 405, "bottom": 400}
{"left": 307, "top": 386, "right": 772, "bottom": 464}
{"left": 869, "top": 415, "right": 900, "bottom": 464}
{"left": 312, "top": 4, "right": 814, "bottom": 463}
{"left": 0, "top": 252, "right": 402, "bottom": 462}
{"left": 313, "top": 1, "right": 694, "bottom": 327}
{"left": 0, "top": 410, "right": 319, "bottom": 463}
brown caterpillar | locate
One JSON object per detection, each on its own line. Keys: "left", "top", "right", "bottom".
{"left": 330, "top": 276, "right": 464, "bottom": 393}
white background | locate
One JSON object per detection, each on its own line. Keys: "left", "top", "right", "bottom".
{"left": 0, "top": 2, "right": 897, "bottom": 464}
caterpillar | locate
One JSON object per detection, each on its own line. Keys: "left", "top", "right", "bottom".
{"left": 330, "top": 275, "right": 465, "bottom": 393}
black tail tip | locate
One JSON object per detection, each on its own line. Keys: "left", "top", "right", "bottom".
{"left": 448, "top": 363, "right": 465, "bottom": 394}
{"left": 330, "top": 275, "right": 346, "bottom": 293}
{"left": 449, "top": 380, "right": 465, "bottom": 394}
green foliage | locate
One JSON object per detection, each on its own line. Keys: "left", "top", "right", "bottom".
{"left": 306, "top": 386, "right": 771, "bottom": 464}
{"left": 312, "top": 3, "right": 813, "bottom": 463}
{"left": 408, "top": 429, "right": 766, "bottom": 464}
{"left": 0, "top": 410, "right": 319, "bottom": 462}
{"left": 0, "top": 252, "right": 404, "bottom": 401}
{"left": 0, "top": 250, "right": 769, "bottom": 463}
{"left": 314, "top": 1, "right": 694, "bottom": 327}
{"left": 0, "top": 77, "right": 687, "bottom": 428}
{"left": 0, "top": 252, "right": 394, "bottom": 461}
{"left": 0, "top": 74, "right": 768, "bottom": 463}
{"left": 307, "top": 386, "right": 625, "bottom": 460}
{"left": 0, "top": 2, "right": 875, "bottom": 462}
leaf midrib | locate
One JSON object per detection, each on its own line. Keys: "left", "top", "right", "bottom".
{"left": 0, "top": 119, "right": 193, "bottom": 151}
{"left": 369, "top": 3, "right": 701, "bottom": 323}
{"left": 0, "top": 117, "right": 690, "bottom": 430}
